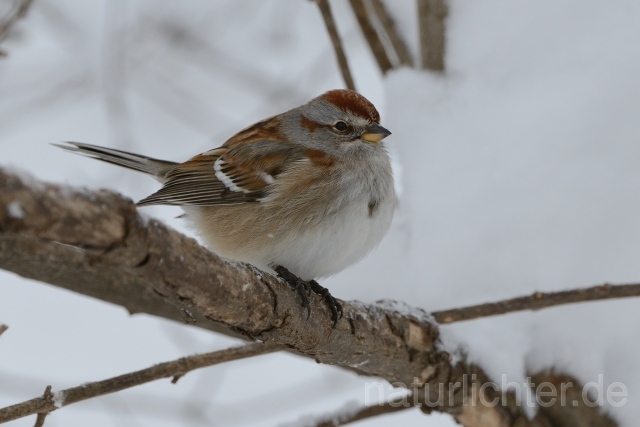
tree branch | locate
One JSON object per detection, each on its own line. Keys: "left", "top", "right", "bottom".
{"left": 304, "top": 395, "right": 415, "bottom": 427}
{"left": 0, "top": 167, "right": 620, "bottom": 426}
{"left": 432, "top": 283, "right": 640, "bottom": 324}
{"left": 0, "top": 343, "right": 280, "bottom": 424}
{"left": 370, "top": 0, "right": 414, "bottom": 67}
{"left": 33, "top": 412, "right": 48, "bottom": 427}
{"left": 315, "top": 0, "right": 356, "bottom": 91}
{"left": 348, "top": 0, "right": 393, "bottom": 74}
{"left": 0, "top": 324, "right": 8, "bottom": 337}
{"left": 0, "top": 166, "right": 444, "bottom": 387}
{"left": 32, "top": 386, "right": 52, "bottom": 427}
{"left": 530, "top": 372, "right": 617, "bottom": 427}
{"left": 0, "top": 0, "right": 34, "bottom": 56}
{"left": 417, "top": 0, "right": 447, "bottom": 71}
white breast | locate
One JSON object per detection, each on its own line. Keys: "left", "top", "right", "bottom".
{"left": 272, "top": 195, "right": 395, "bottom": 280}
{"left": 264, "top": 152, "right": 396, "bottom": 280}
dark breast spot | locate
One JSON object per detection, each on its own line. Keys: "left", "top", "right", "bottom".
{"left": 368, "top": 199, "right": 379, "bottom": 217}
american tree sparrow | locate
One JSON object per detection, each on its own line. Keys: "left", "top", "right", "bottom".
{"left": 57, "top": 89, "right": 395, "bottom": 326}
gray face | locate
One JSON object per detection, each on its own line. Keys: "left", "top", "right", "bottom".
{"left": 280, "top": 98, "right": 385, "bottom": 156}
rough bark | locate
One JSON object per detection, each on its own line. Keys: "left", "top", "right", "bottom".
{"left": 0, "top": 167, "right": 445, "bottom": 385}
{"left": 0, "top": 168, "right": 619, "bottom": 426}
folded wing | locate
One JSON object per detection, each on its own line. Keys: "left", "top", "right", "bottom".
{"left": 138, "top": 119, "right": 305, "bottom": 206}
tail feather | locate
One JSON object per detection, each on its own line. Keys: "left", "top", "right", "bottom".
{"left": 54, "top": 142, "right": 177, "bottom": 180}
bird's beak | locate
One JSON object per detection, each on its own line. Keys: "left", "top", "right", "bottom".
{"left": 362, "top": 124, "right": 392, "bottom": 143}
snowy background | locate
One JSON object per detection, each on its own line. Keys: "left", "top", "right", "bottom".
{"left": 1, "top": 0, "right": 639, "bottom": 426}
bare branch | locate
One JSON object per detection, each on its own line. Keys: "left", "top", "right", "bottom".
{"left": 433, "top": 283, "right": 640, "bottom": 324}
{"left": 32, "top": 386, "right": 52, "bottom": 427}
{"left": 281, "top": 395, "right": 414, "bottom": 427}
{"left": 0, "top": 167, "right": 619, "bottom": 426}
{"left": 33, "top": 412, "right": 47, "bottom": 427}
{"left": 370, "top": 0, "right": 413, "bottom": 67}
{"left": 0, "top": 167, "right": 443, "bottom": 386}
{"left": 0, "top": 0, "right": 34, "bottom": 41}
{"left": 315, "top": 0, "right": 356, "bottom": 91}
{"left": 0, "top": 324, "right": 8, "bottom": 337}
{"left": 309, "top": 395, "right": 415, "bottom": 427}
{"left": 348, "top": 0, "right": 393, "bottom": 74}
{"left": 0, "top": 343, "right": 280, "bottom": 424}
{"left": 417, "top": 0, "right": 447, "bottom": 71}
{"left": 0, "top": 0, "right": 34, "bottom": 56}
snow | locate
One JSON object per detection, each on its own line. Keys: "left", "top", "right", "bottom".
{"left": 375, "top": 299, "right": 435, "bottom": 324}
{"left": 52, "top": 391, "right": 66, "bottom": 409}
{"left": 1, "top": 0, "right": 639, "bottom": 426}
{"left": 6, "top": 201, "right": 24, "bottom": 219}
{"left": 372, "top": 1, "right": 640, "bottom": 423}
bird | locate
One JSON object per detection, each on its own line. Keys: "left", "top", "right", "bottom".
{"left": 56, "top": 89, "right": 395, "bottom": 326}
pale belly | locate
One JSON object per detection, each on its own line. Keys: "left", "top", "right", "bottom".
{"left": 183, "top": 195, "right": 394, "bottom": 280}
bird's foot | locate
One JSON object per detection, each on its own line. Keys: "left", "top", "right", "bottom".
{"left": 274, "top": 266, "right": 343, "bottom": 327}
{"left": 308, "top": 279, "right": 343, "bottom": 327}
{"left": 275, "top": 266, "right": 311, "bottom": 319}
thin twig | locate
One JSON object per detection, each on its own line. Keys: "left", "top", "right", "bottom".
{"left": 0, "top": 0, "right": 34, "bottom": 39}
{"left": 349, "top": 0, "right": 393, "bottom": 74}
{"left": 32, "top": 386, "right": 52, "bottom": 427}
{"left": 417, "top": 0, "right": 447, "bottom": 71}
{"left": 369, "top": 0, "right": 413, "bottom": 67}
{"left": 302, "top": 395, "right": 415, "bottom": 427}
{"left": 33, "top": 412, "right": 48, "bottom": 427}
{"left": 0, "top": 324, "right": 8, "bottom": 337}
{"left": 33, "top": 413, "right": 47, "bottom": 427}
{"left": 0, "top": 343, "right": 280, "bottom": 424}
{"left": 432, "top": 283, "right": 640, "bottom": 324}
{"left": 315, "top": 0, "right": 356, "bottom": 91}
{"left": 0, "top": 0, "right": 34, "bottom": 54}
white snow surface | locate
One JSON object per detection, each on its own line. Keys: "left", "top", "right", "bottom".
{"left": 1, "top": 0, "right": 639, "bottom": 426}
{"left": 6, "top": 202, "right": 24, "bottom": 219}
{"left": 52, "top": 391, "right": 66, "bottom": 409}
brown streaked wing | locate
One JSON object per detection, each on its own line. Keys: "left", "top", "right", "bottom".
{"left": 137, "top": 132, "right": 306, "bottom": 207}
{"left": 136, "top": 150, "right": 257, "bottom": 206}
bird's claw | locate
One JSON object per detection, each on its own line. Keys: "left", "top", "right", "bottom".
{"left": 275, "top": 266, "right": 311, "bottom": 319}
{"left": 275, "top": 266, "right": 342, "bottom": 327}
{"left": 309, "top": 279, "right": 343, "bottom": 327}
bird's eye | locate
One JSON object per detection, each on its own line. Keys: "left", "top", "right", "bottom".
{"left": 333, "top": 121, "right": 348, "bottom": 131}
